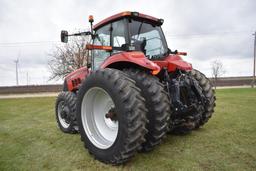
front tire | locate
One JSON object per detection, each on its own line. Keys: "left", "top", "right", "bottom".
{"left": 55, "top": 91, "right": 78, "bottom": 134}
{"left": 169, "top": 69, "right": 216, "bottom": 134}
{"left": 190, "top": 69, "right": 216, "bottom": 128}
{"left": 76, "top": 69, "right": 147, "bottom": 165}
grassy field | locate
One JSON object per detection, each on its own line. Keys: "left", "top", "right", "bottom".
{"left": 0, "top": 88, "right": 256, "bottom": 171}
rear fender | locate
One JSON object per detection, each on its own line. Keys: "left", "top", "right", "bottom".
{"left": 100, "top": 51, "right": 160, "bottom": 74}
{"left": 64, "top": 67, "right": 89, "bottom": 91}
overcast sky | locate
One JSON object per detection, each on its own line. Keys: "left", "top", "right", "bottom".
{"left": 0, "top": 0, "right": 255, "bottom": 86}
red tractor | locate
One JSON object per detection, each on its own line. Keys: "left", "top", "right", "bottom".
{"left": 55, "top": 11, "right": 216, "bottom": 164}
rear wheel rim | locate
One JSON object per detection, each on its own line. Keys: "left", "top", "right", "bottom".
{"left": 57, "top": 101, "right": 70, "bottom": 128}
{"left": 81, "top": 87, "right": 119, "bottom": 149}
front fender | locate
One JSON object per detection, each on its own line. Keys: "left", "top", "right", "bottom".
{"left": 100, "top": 51, "right": 160, "bottom": 74}
{"left": 154, "top": 55, "right": 192, "bottom": 72}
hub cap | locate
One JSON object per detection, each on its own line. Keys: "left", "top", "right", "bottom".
{"left": 81, "top": 87, "right": 118, "bottom": 149}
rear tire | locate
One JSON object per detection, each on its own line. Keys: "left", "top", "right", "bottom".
{"left": 124, "top": 68, "right": 170, "bottom": 152}
{"left": 76, "top": 69, "right": 147, "bottom": 165}
{"left": 55, "top": 91, "right": 78, "bottom": 134}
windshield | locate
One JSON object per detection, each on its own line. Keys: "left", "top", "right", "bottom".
{"left": 129, "top": 20, "right": 168, "bottom": 59}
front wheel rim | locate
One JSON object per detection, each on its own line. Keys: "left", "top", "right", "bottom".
{"left": 81, "top": 87, "right": 119, "bottom": 149}
{"left": 57, "top": 101, "right": 70, "bottom": 128}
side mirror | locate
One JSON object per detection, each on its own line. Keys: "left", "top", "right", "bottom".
{"left": 61, "top": 30, "right": 68, "bottom": 43}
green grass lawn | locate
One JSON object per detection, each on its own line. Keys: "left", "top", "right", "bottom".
{"left": 0, "top": 88, "right": 256, "bottom": 171}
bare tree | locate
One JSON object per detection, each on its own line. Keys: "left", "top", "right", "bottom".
{"left": 211, "top": 59, "right": 226, "bottom": 89}
{"left": 48, "top": 36, "right": 89, "bottom": 80}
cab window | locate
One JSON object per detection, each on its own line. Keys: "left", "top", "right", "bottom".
{"left": 92, "top": 19, "right": 128, "bottom": 70}
{"left": 112, "top": 19, "right": 127, "bottom": 54}
{"left": 92, "top": 24, "right": 111, "bottom": 70}
{"left": 129, "top": 20, "right": 168, "bottom": 59}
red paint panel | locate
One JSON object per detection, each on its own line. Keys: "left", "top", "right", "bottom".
{"left": 86, "top": 44, "right": 112, "bottom": 51}
{"left": 93, "top": 11, "right": 131, "bottom": 30}
{"left": 138, "top": 13, "right": 159, "bottom": 22}
{"left": 93, "top": 11, "right": 160, "bottom": 30}
{"left": 100, "top": 51, "right": 160, "bottom": 72}
{"left": 154, "top": 55, "right": 192, "bottom": 72}
{"left": 65, "top": 67, "right": 89, "bottom": 91}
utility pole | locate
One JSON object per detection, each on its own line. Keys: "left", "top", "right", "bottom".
{"left": 26, "top": 72, "right": 29, "bottom": 85}
{"left": 252, "top": 32, "right": 256, "bottom": 88}
{"left": 14, "top": 58, "right": 19, "bottom": 86}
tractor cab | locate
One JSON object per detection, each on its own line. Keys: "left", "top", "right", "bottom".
{"left": 60, "top": 11, "right": 191, "bottom": 92}
{"left": 91, "top": 12, "right": 169, "bottom": 69}
{"left": 61, "top": 12, "right": 174, "bottom": 71}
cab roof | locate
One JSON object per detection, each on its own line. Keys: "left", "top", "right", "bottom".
{"left": 93, "top": 11, "right": 164, "bottom": 30}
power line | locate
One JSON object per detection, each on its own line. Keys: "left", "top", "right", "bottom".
{"left": 165, "top": 30, "right": 253, "bottom": 39}
{"left": 0, "top": 30, "right": 252, "bottom": 45}
{"left": 0, "top": 41, "right": 61, "bottom": 47}
{"left": 0, "top": 41, "right": 59, "bottom": 45}
{"left": 0, "top": 30, "right": 253, "bottom": 48}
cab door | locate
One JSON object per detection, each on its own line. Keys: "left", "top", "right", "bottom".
{"left": 92, "top": 19, "right": 128, "bottom": 70}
